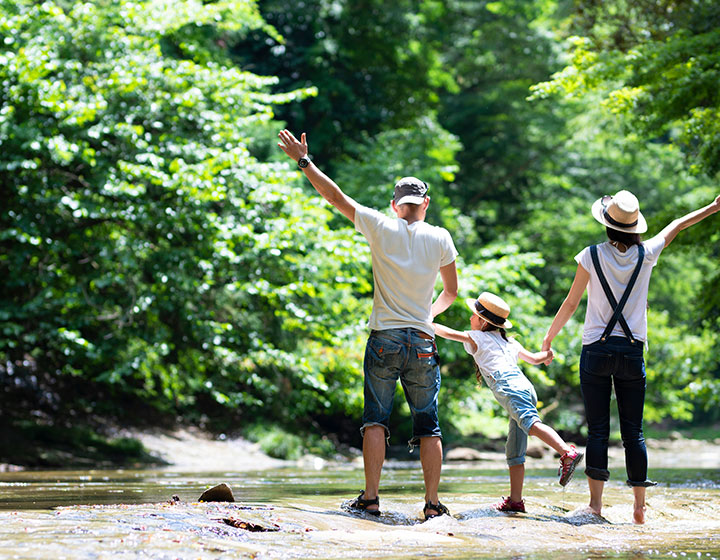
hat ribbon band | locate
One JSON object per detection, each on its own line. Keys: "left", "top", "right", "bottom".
{"left": 603, "top": 209, "right": 638, "bottom": 228}
{"left": 474, "top": 301, "right": 506, "bottom": 326}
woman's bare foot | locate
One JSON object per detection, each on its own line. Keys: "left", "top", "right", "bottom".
{"left": 633, "top": 505, "right": 646, "bottom": 524}
{"left": 587, "top": 502, "right": 602, "bottom": 517}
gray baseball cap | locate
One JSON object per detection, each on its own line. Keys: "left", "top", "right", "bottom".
{"left": 393, "top": 177, "right": 428, "bottom": 205}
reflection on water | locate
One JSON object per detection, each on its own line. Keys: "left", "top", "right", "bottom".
{"left": 0, "top": 464, "right": 718, "bottom": 559}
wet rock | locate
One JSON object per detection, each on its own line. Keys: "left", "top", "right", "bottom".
{"left": 445, "top": 447, "right": 483, "bottom": 461}
{"left": 199, "top": 483, "right": 235, "bottom": 502}
{"left": 222, "top": 517, "right": 279, "bottom": 532}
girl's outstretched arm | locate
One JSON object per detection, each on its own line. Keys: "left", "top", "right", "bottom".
{"left": 518, "top": 346, "right": 554, "bottom": 366}
{"left": 658, "top": 194, "right": 720, "bottom": 247}
{"left": 433, "top": 322, "right": 477, "bottom": 353}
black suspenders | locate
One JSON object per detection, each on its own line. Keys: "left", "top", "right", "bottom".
{"left": 589, "top": 244, "right": 645, "bottom": 344}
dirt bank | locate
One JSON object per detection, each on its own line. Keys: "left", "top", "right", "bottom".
{"left": 132, "top": 428, "right": 286, "bottom": 471}
{"left": 132, "top": 428, "right": 720, "bottom": 472}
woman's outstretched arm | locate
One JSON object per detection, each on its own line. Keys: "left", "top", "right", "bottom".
{"left": 542, "top": 263, "right": 590, "bottom": 351}
{"left": 658, "top": 194, "right": 720, "bottom": 248}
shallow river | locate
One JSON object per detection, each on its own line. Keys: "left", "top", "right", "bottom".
{"left": 1, "top": 457, "right": 719, "bottom": 560}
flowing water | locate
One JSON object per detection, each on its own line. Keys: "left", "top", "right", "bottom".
{"left": 0, "top": 459, "right": 719, "bottom": 560}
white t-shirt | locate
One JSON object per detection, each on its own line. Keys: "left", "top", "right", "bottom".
{"left": 463, "top": 330, "right": 522, "bottom": 381}
{"left": 576, "top": 235, "right": 666, "bottom": 345}
{"left": 354, "top": 205, "right": 458, "bottom": 336}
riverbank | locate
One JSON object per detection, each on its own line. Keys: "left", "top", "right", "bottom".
{"left": 130, "top": 427, "right": 720, "bottom": 472}
{"left": 3, "top": 423, "right": 718, "bottom": 472}
{"left": 130, "top": 428, "right": 287, "bottom": 471}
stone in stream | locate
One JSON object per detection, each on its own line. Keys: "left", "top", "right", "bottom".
{"left": 198, "top": 483, "right": 235, "bottom": 502}
{"left": 222, "top": 517, "right": 280, "bottom": 532}
{"left": 445, "top": 447, "right": 484, "bottom": 461}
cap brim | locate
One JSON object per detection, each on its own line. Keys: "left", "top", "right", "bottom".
{"left": 465, "top": 298, "right": 512, "bottom": 329}
{"left": 395, "top": 195, "right": 425, "bottom": 206}
{"left": 591, "top": 198, "right": 648, "bottom": 234}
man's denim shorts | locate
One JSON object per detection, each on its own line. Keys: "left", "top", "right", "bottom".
{"left": 361, "top": 328, "right": 442, "bottom": 447}
{"left": 484, "top": 369, "right": 540, "bottom": 466}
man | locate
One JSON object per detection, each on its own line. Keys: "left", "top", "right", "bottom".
{"left": 278, "top": 129, "right": 458, "bottom": 519}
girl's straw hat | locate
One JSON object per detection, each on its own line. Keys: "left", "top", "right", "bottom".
{"left": 465, "top": 292, "right": 512, "bottom": 329}
{"left": 591, "top": 190, "right": 648, "bottom": 234}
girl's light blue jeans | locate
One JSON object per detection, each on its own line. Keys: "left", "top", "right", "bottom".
{"left": 484, "top": 369, "right": 541, "bottom": 466}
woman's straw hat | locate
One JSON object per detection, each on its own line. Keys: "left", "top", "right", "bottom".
{"left": 591, "top": 190, "right": 648, "bottom": 234}
{"left": 465, "top": 292, "right": 512, "bottom": 329}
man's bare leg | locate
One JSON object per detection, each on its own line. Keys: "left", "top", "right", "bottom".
{"left": 420, "top": 436, "right": 443, "bottom": 514}
{"left": 361, "top": 425, "right": 386, "bottom": 512}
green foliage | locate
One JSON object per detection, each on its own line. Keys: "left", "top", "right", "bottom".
{"left": 433, "top": 0, "right": 569, "bottom": 236}
{"left": 0, "top": 0, "right": 369, "bottom": 428}
{"left": 246, "top": 423, "right": 305, "bottom": 460}
{"left": 531, "top": 0, "right": 720, "bottom": 176}
{"left": 233, "top": 0, "right": 457, "bottom": 164}
{"left": 2, "top": 0, "right": 718, "bottom": 459}
{"left": 245, "top": 422, "right": 336, "bottom": 459}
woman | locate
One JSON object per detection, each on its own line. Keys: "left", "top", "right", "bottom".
{"left": 542, "top": 190, "right": 720, "bottom": 524}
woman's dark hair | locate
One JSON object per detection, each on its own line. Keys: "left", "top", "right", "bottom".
{"left": 606, "top": 226, "right": 642, "bottom": 247}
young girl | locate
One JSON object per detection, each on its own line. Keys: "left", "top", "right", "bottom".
{"left": 433, "top": 291, "right": 583, "bottom": 513}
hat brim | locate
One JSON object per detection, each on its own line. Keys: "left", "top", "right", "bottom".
{"left": 465, "top": 298, "right": 512, "bottom": 329}
{"left": 395, "top": 195, "right": 426, "bottom": 206}
{"left": 591, "top": 197, "right": 648, "bottom": 234}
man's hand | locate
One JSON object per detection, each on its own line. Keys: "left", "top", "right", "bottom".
{"left": 278, "top": 129, "right": 308, "bottom": 163}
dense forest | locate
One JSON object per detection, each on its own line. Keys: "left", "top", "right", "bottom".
{"left": 1, "top": 0, "right": 718, "bottom": 464}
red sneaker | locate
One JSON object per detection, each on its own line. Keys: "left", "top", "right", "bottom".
{"left": 558, "top": 446, "right": 584, "bottom": 487}
{"left": 494, "top": 496, "right": 526, "bottom": 513}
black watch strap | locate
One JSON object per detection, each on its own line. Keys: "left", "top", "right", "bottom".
{"left": 297, "top": 155, "right": 311, "bottom": 169}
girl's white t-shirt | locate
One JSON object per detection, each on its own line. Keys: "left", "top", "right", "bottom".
{"left": 354, "top": 205, "right": 458, "bottom": 336}
{"left": 576, "top": 235, "right": 665, "bottom": 345}
{"left": 463, "top": 330, "right": 522, "bottom": 381}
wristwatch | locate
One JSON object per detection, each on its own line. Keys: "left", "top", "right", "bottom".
{"left": 297, "top": 155, "right": 311, "bottom": 169}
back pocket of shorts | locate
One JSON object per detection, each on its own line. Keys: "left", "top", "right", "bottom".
{"left": 368, "top": 337, "right": 402, "bottom": 361}
{"left": 416, "top": 344, "right": 438, "bottom": 367}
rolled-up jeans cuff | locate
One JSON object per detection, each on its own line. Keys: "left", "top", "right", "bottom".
{"left": 507, "top": 456, "right": 526, "bottom": 467}
{"left": 626, "top": 479, "right": 658, "bottom": 488}
{"left": 408, "top": 433, "right": 442, "bottom": 451}
{"left": 360, "top": 422, "right": 390, "bottom": 445}
{"left": 585, "top": 466, "right": 610, "bottom": 481}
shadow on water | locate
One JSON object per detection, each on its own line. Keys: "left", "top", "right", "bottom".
{"left": 0, "top": 464, "right": 718, "bottom": 559}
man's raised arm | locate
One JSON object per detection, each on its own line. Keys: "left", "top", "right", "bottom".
{"left": 278, "top": 129, "right": 358, "bottom": 223}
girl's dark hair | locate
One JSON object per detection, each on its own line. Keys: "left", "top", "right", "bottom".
{"left": 476, "top": 322, "right": 509, "bottom": 384}
{"left": 606, "top": 227, "right": 642, "bottom": 247}
{"left": 482, "top": 322, "right": 508, "bottom": 341}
